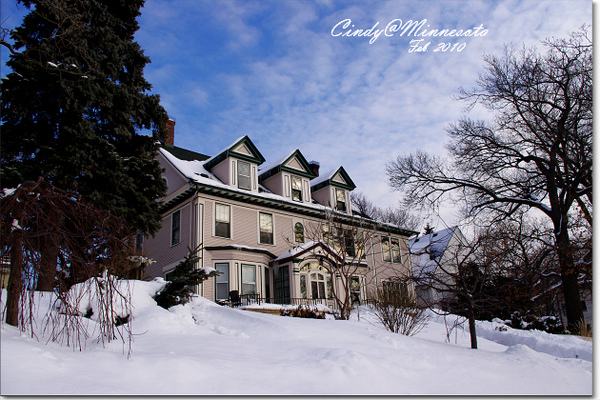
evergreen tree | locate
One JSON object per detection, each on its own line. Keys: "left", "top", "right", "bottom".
{"left": 1, "top": 0, "right": 169, "bottom": 235}
{"left": 423, "top": 223, "right": 435, "bottom": 235}
{"left": 154, "top": 246, "right": 220, "bottom": 309}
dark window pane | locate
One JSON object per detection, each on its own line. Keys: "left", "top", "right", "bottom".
{"left": 215, "top": 221, "right": 230, "bottom": 238}
{"left": 171, "top": 210, "right": 181, "bottom": 245}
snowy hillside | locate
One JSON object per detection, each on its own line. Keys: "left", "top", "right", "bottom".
{"left": 0, "top": 280, "right": 592, "bottom": 395}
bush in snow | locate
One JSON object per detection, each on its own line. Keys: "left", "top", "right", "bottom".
{"left": 281, "top": 305, "right": 326, "bottom": 319}
{"left": 371, "top": 284, "right": 429, "bottom": 336}
{"left": 154, "top": 246, "right": 220, "bottom": 309}
{"left": 505, "top": 311, "right": 566, "bottom": 334}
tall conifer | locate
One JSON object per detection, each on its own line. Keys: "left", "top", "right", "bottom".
{"left": 1, "top": 0, "right": 168, "bottom": 235}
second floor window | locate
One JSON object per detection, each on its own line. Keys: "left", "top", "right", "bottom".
{"left": 215, "top": 203, "right": 231, "bottom": 238}
{"left": 238, "top": 160, "right": 251, "bottom": 190}
{"left": 171, "top": 210, "right": 181, "bottom": 246}
{"left": 294, "top": 222, "right": 305, "bottom": 243}
{"left": 382, "top": 237, "right": 402, "bottom": 263}
{"left": 335, "top": 188, "right": 346, "bottom": 212}
{"left": 291, "top": 176, "right": 303, "bottom": 202}
{"left": 259, "top": 212, "right": 274, "bottom": 244}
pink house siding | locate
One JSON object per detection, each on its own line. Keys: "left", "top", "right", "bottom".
{"left": 143, "top": 136, "right": 417, "bottom": 307}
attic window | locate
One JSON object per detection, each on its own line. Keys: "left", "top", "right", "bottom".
{"left": 291, "top": 176, "right": 303, "bottom": 202}
{"left": 238, "top": 161, "right": 251, "bottom": 190}
{"left": 335, "top": 188, "right": 347, "bottom": 212}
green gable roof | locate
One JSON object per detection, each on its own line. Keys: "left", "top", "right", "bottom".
{"left": 204, "top": 136, "right": 266, "bottom": 171}
{"left": 311, "top": 166, "right": 356, "bottom": 192}
{"left": 258, "top": 149, "right": 316, "bottom": 182}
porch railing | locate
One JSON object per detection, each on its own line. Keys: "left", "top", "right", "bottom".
{"left": 221, "top": 293, "right": 377, "bottom": 310}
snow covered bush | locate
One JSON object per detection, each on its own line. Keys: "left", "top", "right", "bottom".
{"left": 505, "top": 311, "right": 566, "bottom": 334}
{"left": 281, "top": 305, "right": 326, "bottom": 319}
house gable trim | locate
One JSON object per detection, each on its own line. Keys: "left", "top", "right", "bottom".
{"left": 204, "top": 136, "right": 266, "bottom": 171}
{"left": 311, "top": 166, "right": 356, "bottom": 192}
{"left": 258, "top": 150, "right": 316, "bottom": 182}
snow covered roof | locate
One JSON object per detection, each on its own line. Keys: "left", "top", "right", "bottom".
{"left": 275, "top": 240, "right": 343, "bottom": 263}
{"left": 203, "top": 136, "right": 266, "bottom": 170}
{"left": 159, "top": 145, "right": 416, "bottom": 237}
{"left": 310, "top": 166, "right": 356, "bottom": 191}
{"left": 409, "top": 226, "right": 458, "bottom": 275}
{"left": 258, "top": 149, "right": 316, "bottom": 181}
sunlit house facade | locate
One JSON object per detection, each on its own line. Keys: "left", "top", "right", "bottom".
{"left": 142, "top": 121, "right": 416, "bottom": 307}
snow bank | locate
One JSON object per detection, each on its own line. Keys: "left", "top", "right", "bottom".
{"left": 476, "top": 319, "right": 592, "bottom": 361}
{"left": 1, "top": 282, "right": 592, "bottom": 395}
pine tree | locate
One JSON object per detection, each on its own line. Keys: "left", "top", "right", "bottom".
{"left": 154, "top": 246, "right": 220, "bottom": 309}
{"left": 1, "top": 0, "right": 169, "bottom": 236}
{"left": 423, "top": 223, "right": 435, "bottom": 235}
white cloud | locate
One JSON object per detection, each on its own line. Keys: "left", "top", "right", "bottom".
{"left": 134, "top": 0, "right": 591, "bottom": 223}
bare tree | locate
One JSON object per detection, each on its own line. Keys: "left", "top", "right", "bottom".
{"left": 1, "top": 178, "right": 136, "bottom": 352}
{"left": 299, "top": 209, "right": 381, "bottom": 320}
{"left": 370, "top": 283, "right": 428, "bottom": 336}
{"left": 351, "top": 191, "right": 421, "bottom": 232}
{"left": 387, "top": 30, "right": 592, "bottom": 331}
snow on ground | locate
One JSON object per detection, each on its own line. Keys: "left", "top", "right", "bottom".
{"left": 0, "top": 279, "right": 593, "bottom": 395}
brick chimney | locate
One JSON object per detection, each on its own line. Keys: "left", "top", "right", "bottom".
{"left": 165, "top": 118, "right": 176, "bottom": 146}
{"left": 309, "top": 160, "right": 320, "bottom": 178}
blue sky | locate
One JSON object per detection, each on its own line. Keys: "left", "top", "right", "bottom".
{"left": 1, "top": 0, "right": 593, "bottom": 226}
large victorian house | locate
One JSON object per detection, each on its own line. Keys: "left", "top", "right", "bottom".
{"left": 142, "top": 121, "right": 416, "bottom": 308}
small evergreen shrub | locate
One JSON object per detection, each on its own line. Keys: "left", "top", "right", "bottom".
{"left": 154, "top": 246, "right": 220, "bottom": 309}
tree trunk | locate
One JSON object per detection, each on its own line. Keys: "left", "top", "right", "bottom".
{"left": 467, "top": 303, "right": 478, "bottom": 349}
{"left": 6, "top": 238, "right": 23, "bottom": 327}
{"left": 555, "top": 222, "right": 584, "bottom": 332}
{"left": 36, "top": 236, "right": 59, "bottom": 291}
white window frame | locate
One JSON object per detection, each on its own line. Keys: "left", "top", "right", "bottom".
{"left": 215, "top": 263, "right": 230, "bottom": 301}
{"left": 291, "top": 176, "right": 303, "bottom": 202}
{"left": 215, "top": 203, "right": 231, "bottom": 238}
{"left": 259, "top": 212, "right": 274, "bottom": 245}
{"left": 241, "top": 264, "right": 257, "bottom": 295}
{"left": 237, "top": 160, "right": 251, "bottom": 191}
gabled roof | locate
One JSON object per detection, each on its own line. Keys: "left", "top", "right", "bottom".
{"left": 409, "top": 226, "right": 460, "bottom": 276}
{"left": 157, "top": 144, "right": 417, "bottom": 238}
{"left": 310, "top": 166, "right": 356, "bottom": 192}
{"left": 258, "top": 149, "right": 316, "bottom": 181}
{"left": 203, "top": 136, "right": 266, "bottom": 170}
{"left": 275, "top": 240, "right": 344, "bottom": 264}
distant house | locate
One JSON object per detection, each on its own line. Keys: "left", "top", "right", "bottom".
{"left": 409, "top": 226, "right": 469, "bottom": 307}
{"left": 142, "top": 120, "right": 417, "bottom": 308}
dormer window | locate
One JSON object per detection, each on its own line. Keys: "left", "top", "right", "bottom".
{"left": 335, "top": 188, "right": 347, "bottom": 212}
{"left": 291, "top": 176, "right": 303, "bottom": 202}
{"left": 238, "top": 160, "right": 251, "bottom": 190}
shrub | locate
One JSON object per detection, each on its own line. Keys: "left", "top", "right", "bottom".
{"left": 281, "top": 305, "right": 326, "bottom": 319}
{"left": 154, "top": 246, "right": 220, "bottom": 309}
{"left": 371, "top": 285, "right": 428, "bottom": 336}
{"left": 505, "top": 311, "right": 566, "bottom": 334}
